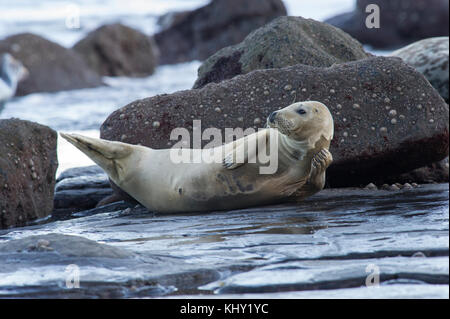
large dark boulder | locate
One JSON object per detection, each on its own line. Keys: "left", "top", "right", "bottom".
{"left": 0, "top": 33, "right": 103, "bottom": 96}
{"left": 391, "top": 37, "right": 449, "bottom": 103}
{"left": 100, "top": 56, "right": 449, "bottom": 189}
{"left": 154, "top": 0, "right": 287, "bottom": 65}
{"left": 73, "top": 24, "right": 159, "bottom": 77}
{"left": 0, "top": 119, "right": 58, "bottom": 228}
{"left": 325, "top": 0, "right": 449, "bottom": 49}
{"left": 194, "top": 16, "right": 371, "bottom": 89}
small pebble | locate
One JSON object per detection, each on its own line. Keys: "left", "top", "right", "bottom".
{"left": 37, "top": 239, "right": 50, "bottom": 247}
{"left": 403, "top": 183, "right": 413, "bottom": 189}
{"left": 364, "top": 183, "right": 377, "bottom": 190}
{"left": 389, "top": 184, "right": 400, "bottom": 191}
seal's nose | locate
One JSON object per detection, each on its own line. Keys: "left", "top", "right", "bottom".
{"left": 269, "top": 111, "right": 277, "bottom": 123}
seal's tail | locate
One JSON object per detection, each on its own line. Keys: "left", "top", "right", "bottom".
{"left": 60, "top": 133, "right": 133, "bottom": 181}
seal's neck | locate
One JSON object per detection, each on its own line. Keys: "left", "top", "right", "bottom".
{"left": 279, "top": 135, "right": 309, "bottom": 161}
{"left": 280, "top": 132, "right": 330, "bottom": 161}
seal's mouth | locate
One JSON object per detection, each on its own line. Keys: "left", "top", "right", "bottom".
{"left": 266, "top": 115, "right": 296, "bottom": 137}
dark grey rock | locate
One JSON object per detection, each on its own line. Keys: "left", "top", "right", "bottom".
{"left": 391, "top": 37, "right": 449, "bottom": 103}
{"left": 154, "top": 0, "right": 287, "bottom": 65}
{"left": 0, "top": 233, "right": 132, "bottom": 258}
{"left": 0, "top": 33, "right": 103, "bottom": 96}
{"left": 384, "top": 157, "right": 449, "bottom": 184}
{"left": 325, "top": 0, "right": 449, "bottom": 49}
{"left": 53, "top": 165, "right": 113, "bottom": 216}
{"left": 56, "top": 165, "right": 104, "bottom": 183}
{"left": 53, "top": 188, "right": 113, "bottom": 212}
{"left": 156, "top": 10, "right": 190, "bottom": 31}
{"left": 194, "top": 16, "right": 370, "bottom": 89}
{"left": 73, "top": 23, "right": 159, "bottom": 77}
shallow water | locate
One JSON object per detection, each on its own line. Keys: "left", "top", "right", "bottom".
{"left": 0, "top": 184, "right": 447, "bottom": 298}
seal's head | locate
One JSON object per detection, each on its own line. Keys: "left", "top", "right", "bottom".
{"left": 267, "top": 101, "right": 334, "bottom": 146}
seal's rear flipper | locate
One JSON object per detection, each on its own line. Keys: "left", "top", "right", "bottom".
{"left": 60, "top": 133, "right": 133, "bottom": 182}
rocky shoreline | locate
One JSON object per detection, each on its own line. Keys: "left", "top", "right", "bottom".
{"left": 0, "top": 9, "right": 448, "bottom": 228}
{"left": 0, "top": 0, "right": 448, "bottom": 299}
{"left": 0, "top": 183, "right": 448, "bottom": 298}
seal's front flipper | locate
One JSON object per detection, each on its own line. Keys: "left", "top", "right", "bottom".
{"left": 311, "top": 149, "right": 333, "bottom": 172}
{"left": 290, "top": 148, "right": 333, "bottom": 201}
{"left": 60, "top": 133, "right": 133, "bottom": 182}
{"left": 309, "top": 148, "right": 333, "bottom": 190}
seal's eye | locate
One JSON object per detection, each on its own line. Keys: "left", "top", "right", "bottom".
{"left": 297, "top": 109, "right": 306, "bottom": 115}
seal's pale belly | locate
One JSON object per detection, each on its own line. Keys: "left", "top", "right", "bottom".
{"left": 122, "top": 148, "right": 305, "bottom": 213}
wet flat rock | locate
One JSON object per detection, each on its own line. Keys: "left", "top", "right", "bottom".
{"left": 0, "top": 184, "right": 448, "bottom": 298}
{"left": 0, "top": 233, "right": 132, "bottom": 258}
{"left": 53, "top": 166, "right": 113, "bottom": 218}
{"left": 169, "top": 284, "right": 449, "bottom": 299}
